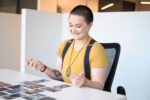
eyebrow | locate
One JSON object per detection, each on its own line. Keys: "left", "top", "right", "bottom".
{"left": 69, "top": 22, "right": 81, "bottom": 26}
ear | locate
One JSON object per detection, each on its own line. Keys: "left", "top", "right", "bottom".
{"left": 88, "top": 22, "right": 93, "bottom": 28}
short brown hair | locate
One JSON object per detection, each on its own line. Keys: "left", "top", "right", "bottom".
{"left": 70, "top": 5, "right": 93, "bottom": 24}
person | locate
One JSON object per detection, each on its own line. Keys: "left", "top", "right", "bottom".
{"left": 26, "top": 5, "right": 108, "bottom": 90}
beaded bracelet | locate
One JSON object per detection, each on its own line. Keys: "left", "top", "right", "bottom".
{"left": 40, "top": 65, "right": 47, "bottom": 72}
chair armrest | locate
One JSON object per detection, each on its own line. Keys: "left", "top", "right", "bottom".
{"left": 117, "top": 86, "right": 126, "bottom": 95}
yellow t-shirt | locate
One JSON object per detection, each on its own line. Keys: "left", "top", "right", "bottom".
{"left": 57, "top": 37, "right": 108, "bottom": 83}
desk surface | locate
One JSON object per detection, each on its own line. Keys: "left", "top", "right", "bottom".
{"left": 0, "top": 69, "right": 126, "bottom": 100}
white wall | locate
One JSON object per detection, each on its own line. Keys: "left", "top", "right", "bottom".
{"left": 21, "top": 9, "right": 62, "bottom": 77}
{"left": 21, "top": 9, "right": 150, "bottom": 100}
{"left": 0, "top": 12, "right": 21, "bottom": 71}
{"left": 62, "top": 12, "right": 150, "bottom": 100}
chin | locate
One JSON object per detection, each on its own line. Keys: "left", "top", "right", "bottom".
{"left": 72, "top": 35, "right": 82, "bottom": 40}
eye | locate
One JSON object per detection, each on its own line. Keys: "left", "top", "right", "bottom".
{"left": 69, "top": 24, "right": 73, "bottom": 27}
{"left": 76, "top": 25, "right": 81, "bottom": 28}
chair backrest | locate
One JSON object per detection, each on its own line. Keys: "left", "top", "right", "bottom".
{"left": 101, "top": 43, "right": 121, "bottom": 92}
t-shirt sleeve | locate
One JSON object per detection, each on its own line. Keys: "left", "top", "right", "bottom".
{"left": 57, "top": 40, "right": 70, "bottom": 58}
{"left": 89, "top": 42, "right": 108, "bottom": 68}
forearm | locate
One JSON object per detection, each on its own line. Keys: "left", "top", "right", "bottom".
{"left": 84, "top": 79, "right": 104, "bottom": 90}
{"left": 44, "top": 66, "right": 63, "bottom": 81}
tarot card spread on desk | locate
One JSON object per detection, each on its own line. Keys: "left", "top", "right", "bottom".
{"left": 31, "top": 79, "right": 49, "bottom": 84}
{"left": 24, "top": 89, "right": 44, "bottom": 95}
{"left": 22, "top": 93, "right": 56, "bottom": 100}
{"left": 53, "top": 84, "right": 71, "bottom": 89}
{"left": 6, "top": 84, "right": 27, "bottom": 93}
{"left": 25, "top": 84, "right": 45, "bottom": 89}
{"left": 0, "top": 81, "right": 12, "bottom": 88}
{"left": 0, "top": 91, "right": 8, "bottom": 96}
{"left": 0, "top": 79, "right": 70, "bottom": 100}
{"left": 20, "top": 79, "right": 49, "bottom": 85}
{"left": 41, "top": 87, "right": 60, "bottom": 92}
{"left": 2, "top": 93, "right": 25, "bottom": 100}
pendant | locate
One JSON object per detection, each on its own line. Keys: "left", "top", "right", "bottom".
{"left": 66, "top": 67, "right": 71, "bottom": 77}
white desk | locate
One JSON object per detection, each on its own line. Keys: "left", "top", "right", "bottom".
{"left": 0, "top": 69, "right": 126, "bottom": 100}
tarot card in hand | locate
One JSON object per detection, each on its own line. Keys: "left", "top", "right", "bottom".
{"left": 53, "top": 84, "right": 71, "bottom": 89}
{"left": 0, "top": 81, "right": 12, "bottom": 88}
{"left": 25, "top": 84, "right": 45, "bottom": 89}
{"left": 41, "top": 87, "right": 60, "bottom": 92}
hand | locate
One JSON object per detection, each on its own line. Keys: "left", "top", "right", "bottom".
{"left": 25, "top": 58, "right": 45, "bottom": 70}
{"left": 70, "top": 71, "right": 87, "bottom": 88}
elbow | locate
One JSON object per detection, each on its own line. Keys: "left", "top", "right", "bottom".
{"left": 98, "top": 83, "right": 104, "bottom": 90}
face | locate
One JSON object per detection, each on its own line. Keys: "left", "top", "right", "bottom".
{"left": 69, "top": 14, "right": 93, "bottom": 40}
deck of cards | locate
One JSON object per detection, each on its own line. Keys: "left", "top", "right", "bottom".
{"left": 0, "top": 79, "right": 71, "bottom": 100}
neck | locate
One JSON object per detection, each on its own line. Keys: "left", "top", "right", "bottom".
{"left": 75, "top": 35, "right": 90, "bottom": 45}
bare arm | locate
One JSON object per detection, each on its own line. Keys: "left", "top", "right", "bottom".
{"left": 44, "top": 57, "right": 63, "bottom": 80}
{"left": 70, "top": 67, "right": 107, "bottom": 90}
{"left": 84, "top": 67, "right": 107, "bottom": 90}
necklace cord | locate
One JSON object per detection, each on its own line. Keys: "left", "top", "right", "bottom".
{"left": 66, "top": 38, "right": 90, "bottom": 77}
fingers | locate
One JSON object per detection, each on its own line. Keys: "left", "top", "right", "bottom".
{"left": 26, "top": 58, "right": 36, "bottom": 69}
{"left": 70, "top": 72, "right": 86, "bottom": 88}
{"left": 29, "top": 60, "right": 34, "bottom": 68}
{"left": 25, "top": 60, "right": 29, "bottom": 66}
{"left": 70, "top": 76, "right": 81, "bottom": 88}
{"left": 79, "top": 71, "right": 84, "bottom": 77}
{"left": 32, "top": 62, "right": 37, "bottom": 70}
{"left": 25, "top": 58, "right": 44, "bottom": 71}
{"left": 70, "top": 74, "right": 80, "bottom": 80}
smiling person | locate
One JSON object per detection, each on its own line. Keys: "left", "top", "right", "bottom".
{"left": 26, "top": 5, "right": 108, "bottom": 90}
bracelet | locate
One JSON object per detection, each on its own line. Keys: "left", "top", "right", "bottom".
{"left": 40, "top": 65, "right": 47, "bottom": 72}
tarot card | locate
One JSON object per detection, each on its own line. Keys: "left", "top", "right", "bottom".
{"left": 8, "top": 85, "right": 23, "bottom": 89}
{"left": 20, "top": 81, "right": 34, "bottom": 85}
{"left": 25, "top": 84, "right": 45, "bottom": 89}
{"left": 7, "top": 84, "right": 26, "bottom": 92}
{"left": 6, "top": 88, "right": 27, "bottom": 93}
{"left": 31, "top": 79, "right": 49, "bottom": 84}
{"left": 41, "top": 87, "right": 60, "bottom": 92}
{"left": 29, "top": 93, "right": 46, "bottom": 99}
{"left": 0, "top": 81, "right": 12, "bottom": 88}
{"left": 2, "top": 93, "right": 23, "bottom": 99}
{"left": 0, "top": 91, "right": 8, "bottom": 96}
{"left": 24, "top": 89, "right": 44, "bottom": 94}
{"left": 53, "top": 84, "right": 71, "bottom": 89}
{"left": 38, "top": 97, "right": 56, "bottom": 100}
{"left": 0, "top": 82, "right": 4, "bottom": 84}
{"left": 22, "top": 95, "right": 33, "bottom": 100}
{"left": 0, "top": 88, "right": 9, "bottom": 91}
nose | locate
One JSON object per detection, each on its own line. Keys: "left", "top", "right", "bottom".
{"left": 71, "top": 27, "right": 77, "bottom": 33}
